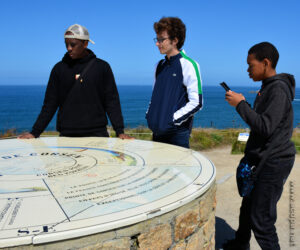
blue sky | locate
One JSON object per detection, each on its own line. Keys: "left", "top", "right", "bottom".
{"left": 1, "top": 0, "right": 299, "bottom": 86}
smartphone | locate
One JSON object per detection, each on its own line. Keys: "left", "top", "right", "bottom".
{"left": 220, "top": 82, "right": 231, "bottom": 92}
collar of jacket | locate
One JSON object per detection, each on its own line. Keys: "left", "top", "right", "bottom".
{"left": 262, "top": 73, "right": 295, "bottom": 89}
{"left": 164, "top": 52, "right": 182, "bottom": 63}
{"left": 261, "top": 73, "right": 295, "bottom": 100}
{"left": 62, "top": 49, "right": 96, "bottom": 65}
{"left": 262, "top": 74, "right": 280, "bottom": 87}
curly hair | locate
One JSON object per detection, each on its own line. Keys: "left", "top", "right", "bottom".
{"left": 154, "top": 17, "right": 186, "bottom": 50}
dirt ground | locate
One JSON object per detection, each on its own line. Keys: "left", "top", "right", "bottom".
{"left": 201, "top": 146, "right": 299, "bottom": 250}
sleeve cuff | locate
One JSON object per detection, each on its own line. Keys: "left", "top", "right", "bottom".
{"left": 115, "top": 128, "right": 124, "bottom": 137}
{"left": 30, "top": 130, "right": 41, "bottom": 138}
{"left": 236, "top": 100, "right": 250, "bottom": 111}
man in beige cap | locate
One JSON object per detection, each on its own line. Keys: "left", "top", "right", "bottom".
{"left": 19, "top": 24, "right": 131, "bottom": 139}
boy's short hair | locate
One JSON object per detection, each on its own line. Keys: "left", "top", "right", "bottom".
{"left": 154, "top": 17, "right": 186, "bottom": 50}
{"left": 248, "top": 42, "right": 279, "bottom": 69}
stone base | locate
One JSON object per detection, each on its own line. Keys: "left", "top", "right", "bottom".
{"left": 5, "top": 183, "right": 216, "bottom": 250}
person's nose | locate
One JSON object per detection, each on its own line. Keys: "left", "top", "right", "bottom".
{"left": 67, "top": 44, "right": 72, "bottom": 52}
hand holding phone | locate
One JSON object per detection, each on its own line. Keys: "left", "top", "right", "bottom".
{"left": 220, "top": 82, "right": 231, "bottom": 92}
{"left": 224, "top": 84, "right": 246, "bottom": 107}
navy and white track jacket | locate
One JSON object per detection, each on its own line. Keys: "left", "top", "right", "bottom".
{"left": 146, "top": 50, "right": 203, "bottom": 135}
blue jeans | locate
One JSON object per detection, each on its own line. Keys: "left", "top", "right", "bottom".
{"left": 152, "top": 128, "right": 190, "bottom": 148}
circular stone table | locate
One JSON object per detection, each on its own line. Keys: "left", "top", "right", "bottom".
{"left": 0, "top": 137, "right": 216, "bottom": 249}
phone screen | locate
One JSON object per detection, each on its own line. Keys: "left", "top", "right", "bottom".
{"left": 220, "top": 82, "right": 231, "bottom": 91}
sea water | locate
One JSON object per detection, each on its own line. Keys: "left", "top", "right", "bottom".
{"left": 0, "top": 85, "right": 299, "bottom": 133}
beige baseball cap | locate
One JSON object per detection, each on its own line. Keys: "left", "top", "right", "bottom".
{"left": 64, "top": 24, "right": 95, "bottom": 44}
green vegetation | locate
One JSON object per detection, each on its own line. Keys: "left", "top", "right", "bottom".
{"left": 40, "top": 131, "right": 59, "bottom": 136}
{"left": 119, "top": 126, "right": 153, "bottom": 141}
{"left": 231, "top": 141, "right": 247, "bottom": 155}
{"left": 0, "top": 128, "right": 17, "bottom": 138}
{"left": 189, "top": 128, "right": 244, "bottom": 151}
{"left": 1, "top": 127, "right": 299, "bottom": 154}
{"left": 122, "top": 127, "right": 246, "bottom": 153}
{"left": 292, "top": 129, "right": 300, "bottom": 154}
{"left": 231, "top": 129, "right": 300, "bottom": 154}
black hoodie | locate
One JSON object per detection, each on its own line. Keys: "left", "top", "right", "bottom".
{"left": 31, "top": 49, "right": 124, "bottom": 137}
{"left": 236, "top": 73, "right": 296, "bottom": 163}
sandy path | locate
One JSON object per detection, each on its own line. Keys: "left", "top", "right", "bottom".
{"left": 201, "top": 146, "right": 299, "bottom": 250}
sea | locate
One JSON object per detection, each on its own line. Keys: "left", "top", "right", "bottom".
{"left": 0, "top": 85, "right": 299, "bottom": 134}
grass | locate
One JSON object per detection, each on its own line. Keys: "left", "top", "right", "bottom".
{"left": 122, "top": 127, "right": 246, "bottom": 152}
{"left": 1, "top": 127, "right": 299, "bottom": 154}
{"left": 120, "top": 126, "right": 153, "bottom": 141}
{"left": 292, "top": 129, "right": 300, "bottom": 154}
{"left": 0, "top": 128, "right": 17, "bottom": 138}
{"left": 231, "top": 128, "right": 300, "bottom": 154}
{"left": 189, "top": 128, "right": 244, "bottom": 151}
{"left": 231, "top": 140, "right": 247, "bottom": 155}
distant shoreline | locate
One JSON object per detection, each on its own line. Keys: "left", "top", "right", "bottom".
{"left": 1, "top": 127, "right": 299, "bottom": 154}
{"left": 1, "top": 84, "right": 300, "bottom": 89}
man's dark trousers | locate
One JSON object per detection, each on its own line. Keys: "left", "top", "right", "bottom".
{"left": 235, "top": 157, "right": 294, "bottom": 250}
{"left": 152, "top": 127, "right": 190, "bottom": 148}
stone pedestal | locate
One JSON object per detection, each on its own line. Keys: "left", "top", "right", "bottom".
{"left": 5, "top": 183, "right": 216, "bottom": 250}
{"left": 0, "top": 137, "right": 216, "bottom": 250}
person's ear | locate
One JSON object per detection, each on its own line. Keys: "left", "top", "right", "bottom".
{"left": 84, "top": 41, "right": 88, "bottom": 48}
{"left": 263, "top": 58, "right": 271, "bottom": 68}
{"left": 172, "top": 37, "right": 179, "bottom": 46}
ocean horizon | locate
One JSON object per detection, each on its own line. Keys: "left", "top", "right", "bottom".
{"left": 0, "top": 85, "right": 299, "bottom": 134}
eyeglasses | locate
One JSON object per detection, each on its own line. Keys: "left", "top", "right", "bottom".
{"left": 153, "top": 37, "right": 169, "bottom": 43}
